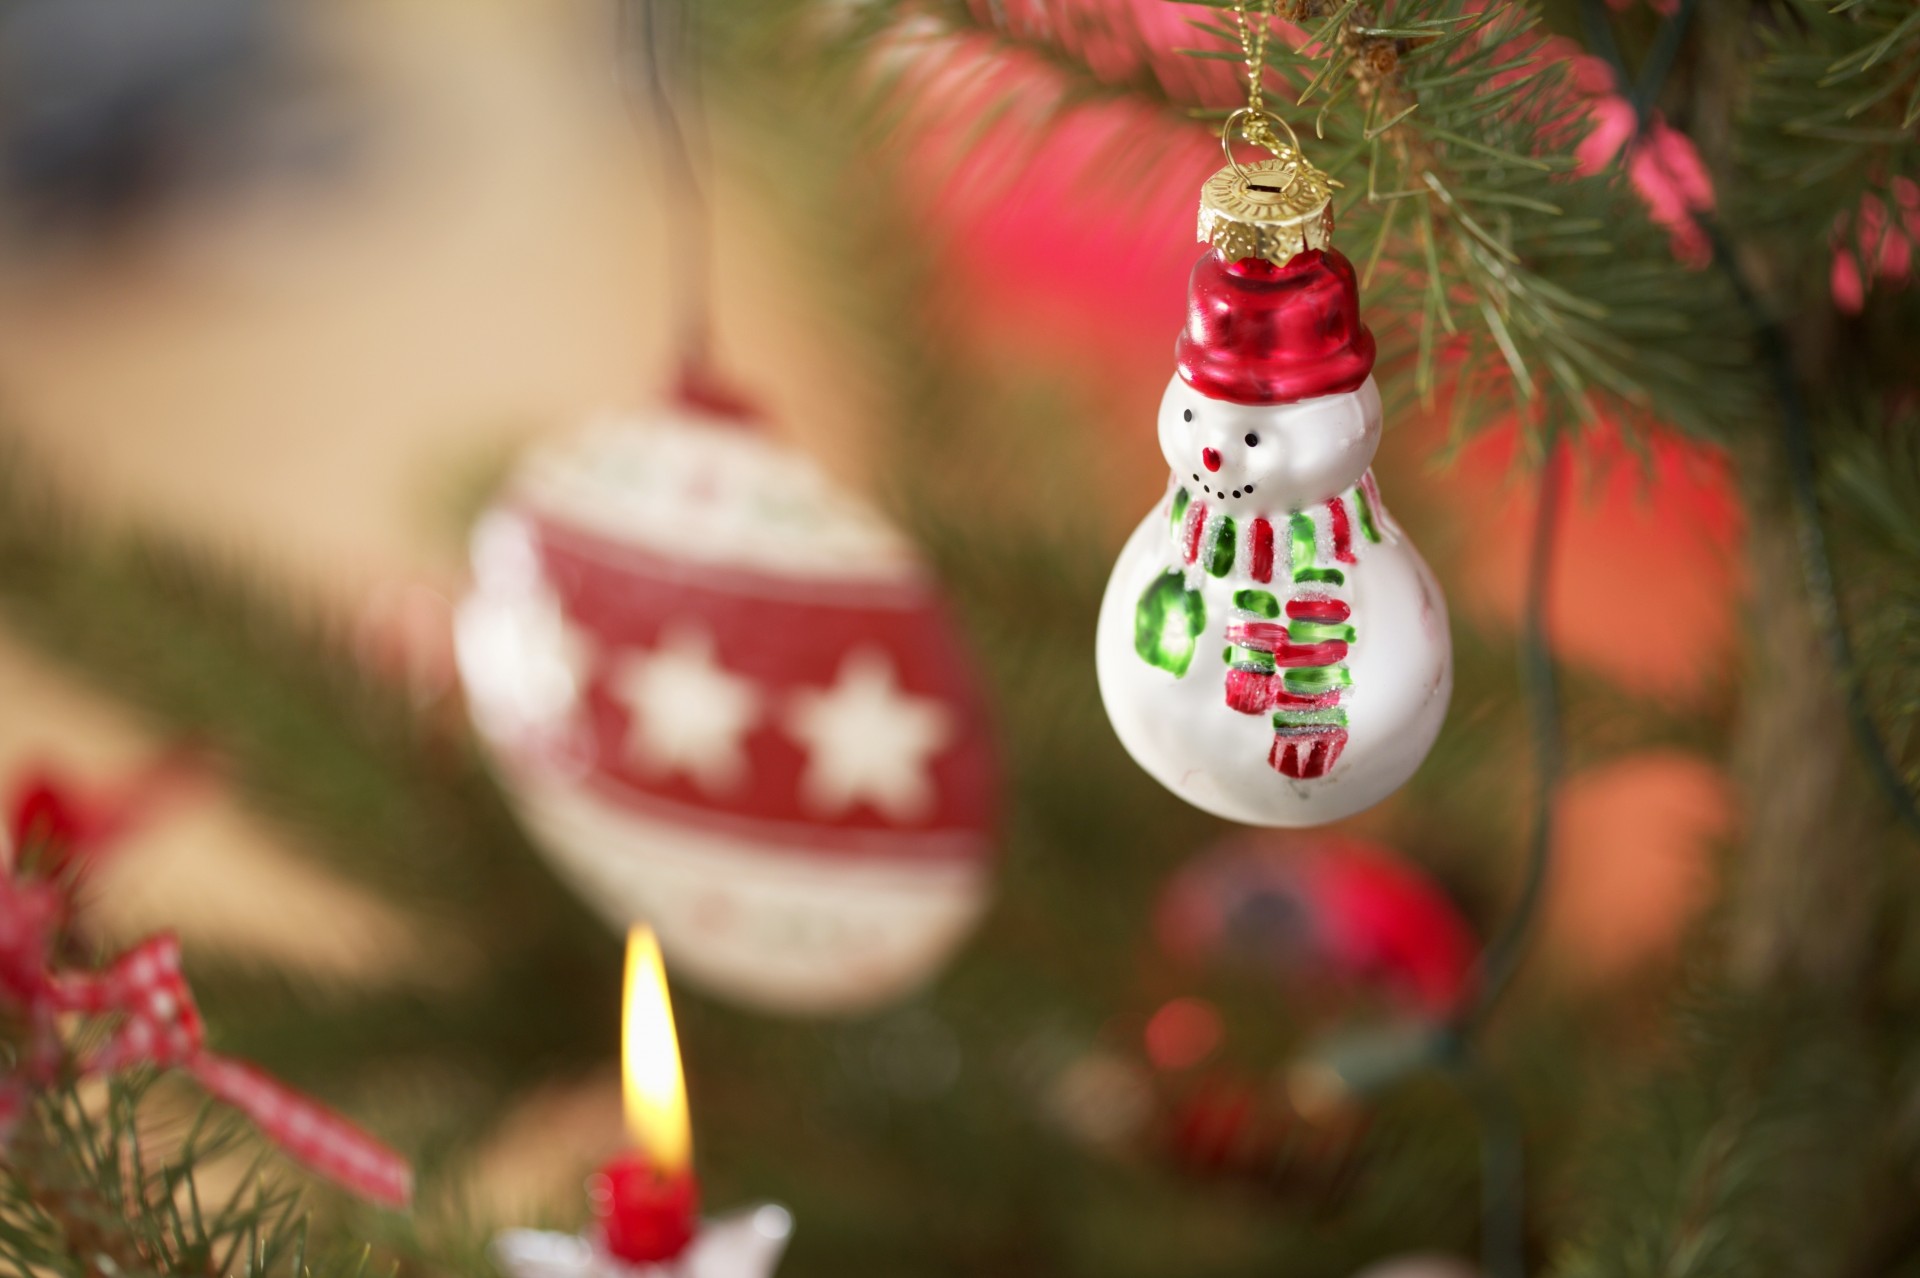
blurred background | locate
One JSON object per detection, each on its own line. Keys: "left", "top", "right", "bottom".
{"left": 2, "top": 0, "right": 1913, "bottom": 1275}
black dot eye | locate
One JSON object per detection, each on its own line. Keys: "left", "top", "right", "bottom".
{"left": 1183, "top": 409, "right": 1193, "bottom": 422}
{"left": 1244, "top": 433, "right": 1260, "bottom": 447}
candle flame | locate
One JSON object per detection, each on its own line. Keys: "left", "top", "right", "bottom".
{"left": 621, "top": 926, "right": 691, "bottom": 1174}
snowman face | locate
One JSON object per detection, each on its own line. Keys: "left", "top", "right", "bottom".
{"left": 1157, "top": 374, "right": 1382, "bottom": 510}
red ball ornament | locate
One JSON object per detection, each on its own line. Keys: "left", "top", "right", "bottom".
{"left": 1156, "top": 835, "right": 1475, "bottom": 1016}
{"left": 456, "top": 384, "right": 999, "bottom": 1017}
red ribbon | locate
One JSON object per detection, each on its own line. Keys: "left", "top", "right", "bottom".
{"left": 7, "top": 748, "right": 205, "bottom": 876}
{"left": 4, "top": 912, "right": 413, "bottom": 1206}
{"left": 0, "top": 762, "right": 413, "bottom": 1209}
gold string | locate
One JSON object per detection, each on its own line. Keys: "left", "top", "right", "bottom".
{"left": 1223, "top": 0, "right": 1306, "bottom": 187}
{"left": 1229, "top": 0, "right": 1280, "bottom": 151}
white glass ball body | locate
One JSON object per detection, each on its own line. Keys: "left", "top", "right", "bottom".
{"left": 1095, "top": 374, "right": 1452, "bottom": 826}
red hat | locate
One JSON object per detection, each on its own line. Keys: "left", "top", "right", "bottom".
{"left": 1175, "top": 248, "right": 1376, "bottom": 405}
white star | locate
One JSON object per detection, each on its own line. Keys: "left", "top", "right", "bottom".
{"left": 455, "top": 583, "right": 595, "bottom": 742}
{"left": 612, "top": 626, "right": 761, "bottom": 794}
{"left": 785, "top": 648, "right": 954, "bottom": 823}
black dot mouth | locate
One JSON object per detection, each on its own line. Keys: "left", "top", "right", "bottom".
{"left": 1232, "top": 489, "right": 1242, "bottom": 498}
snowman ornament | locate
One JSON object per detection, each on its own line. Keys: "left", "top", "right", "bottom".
{"left": 1096, "top": 156, "right": 1451, "bottom": 827}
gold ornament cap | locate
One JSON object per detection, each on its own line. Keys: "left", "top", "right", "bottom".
{"left": 1198, "top": 155, "right": 1337, "bottom": 266}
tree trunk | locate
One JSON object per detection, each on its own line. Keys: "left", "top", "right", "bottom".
{"left": 1725, "top": 450, "right": 1882, "bottom": 992}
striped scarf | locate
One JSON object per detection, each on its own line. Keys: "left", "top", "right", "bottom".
{"left": 1169, "top": 474, "right": 1388, "bottom": 780}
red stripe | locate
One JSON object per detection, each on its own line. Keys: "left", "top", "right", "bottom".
{"left": 525, "top": 507, "right": 929, "bottom": 610}
{"left": 1327, "top": 497, "right": 1356, "bottom": 564}
{"left": 1224, "top": 668, "right": 1281, "bottom": 714}
{"left": 1323, "top": 732, "right": 1348, "bottom": 772}
{"left": 1223, "top": 622, "right": 1348, "bottom": 667}
{"left": 1361, "top": 471, "right": 1386, "bottom": 533}
{"left": 1268, "top": 728, "right": 1349, "bottom": 779}
{"left": 1183, "top": 501, "right": 1208, "bottom": 564}
{"left": 1226, "top": 620, "right": 1288, "bottom": 650}
{"left": 1250, "top": 518, "right": 1274, "bottom": 582}
{"left": 1271, "top": 688, "right": 1343, "bottom": 710}
{"left": 1286, "top": 596, "right": 1351, "bottom": 622}
{"left": 1279, "top": 641, "right": 1348, "bottom": 667}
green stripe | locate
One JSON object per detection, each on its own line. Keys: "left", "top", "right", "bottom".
{"left": 1204, "top": 515, "right": 1236, "bottom": 577}
{"left": 1289, "top": 511, "right": 1317, "bottom": 577}
{"left": 1170, "top": 487, "right": 1190, "bottom": 537}
{"left": 1273, "top": 706, "right": 1349, "bottom": 729}
{"left": 1233, "top": 588, "right": 1281, "bottom": 618}
{"left": 1284, "top": 665, "right": 1353, "bottom": 694}
{"left": 1353, "top": 482, "right": 1381, "bottom": 543}
{"left": 1294, "top": 567, "right": 1346, "bottom": 586}
{"left": 1230, "top": 647, "right": 1276, "bottom": 672}
{"left": 1289, "top": 619, "right": 1357, "bottom": 644}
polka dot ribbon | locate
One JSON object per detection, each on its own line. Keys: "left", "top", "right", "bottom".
{"left": 0, "top": 891, "right": 412, "bottom": 1208}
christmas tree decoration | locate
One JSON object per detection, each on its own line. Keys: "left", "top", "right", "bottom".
{"left": 1142, "top": 995, "right": 1224, "bottom": 1072}
{"left": 1095, "top": 111, "right": 1451, "bottom": 826}
{"left": 1156, "top": 835, "right": 1476, "bottom": 1016}
{"left": 456, "top": 379, "right": 998, "bottom": 1017}
{"left": 1095, "top": 143, "right": 1451, "bottom": 824}
{"left": 493, "top": 1207, "right": 794, "bottom": 1278}
{"left": 599, "top": 927, "right": 698, "bottom": 1264}
{"left": 0, "top": 858, "right": 411, "bottom": 1205}
{"left": 492, "top": 926, "right": 793, "bottom": 1278}
{"left": 6, "top": 749, "right": 203, "bottom": 878}
{"left": 10, "top": 0, "right": 1920, "bottom": 1267}
{"left": 1160, "top": 1067, "right": 1369, "bottom": 1210}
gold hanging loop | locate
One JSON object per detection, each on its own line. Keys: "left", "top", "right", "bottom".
{"left": 1220, "top": 106, "right": 1305, "bottom": 190}
{"left": 1201, "top": 0, "right": 1340, "bottom": 264}
{"left": 1222, "top": 0, "right": 1322, "bottom": 183}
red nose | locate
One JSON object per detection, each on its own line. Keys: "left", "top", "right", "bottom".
{"left": 1202, "top": 448, "right": 1222, "bottom": 472}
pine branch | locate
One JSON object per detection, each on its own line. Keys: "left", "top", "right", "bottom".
{"left": 1739, "top": 0, "right": 1920, "bottom": 255}
{"left": 822, "top": 0, "right": 1761, "bottom": 446}
{"left": 1823, "top": 398, "right": 1920, "bottom": 802}
{"left": 1554, "top": 996, "right": 1897, "bottom": 1278}
{"left": 1, "top": 1074, "right": 442, "bottom": 1277}
{"left": 0, "top": 439, "right": 612, "bottom": 970}
{"left": 0, "top": 436, "right": 620, "bottom": 1133}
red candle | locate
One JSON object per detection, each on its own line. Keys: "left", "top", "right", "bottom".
{"left": 590, "top": 1152, "right": 699, "bottom": 1263}
{"left": 594, "top": 927, "right": 698, "bottom": 1264}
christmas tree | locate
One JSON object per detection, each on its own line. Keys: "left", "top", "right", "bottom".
{"left": 2, "top": 0, "right": 1918, "bottom": 1274}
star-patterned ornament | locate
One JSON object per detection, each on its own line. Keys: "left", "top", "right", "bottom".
{"left": 457, "top": 394, "right": 999, "bottom": 1017}
{"left": 613, "top": 627, "right": 761, "bottom": 795}
{"left": 787, "top": 648, "right": 953, "bottom": 823}
{"left": 457, "top": 512, "right": 598, "bottom": 748}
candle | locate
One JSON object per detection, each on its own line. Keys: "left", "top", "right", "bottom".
{"left": 591, "top": 927, "right": 699, "bottom": 1265}
{"left": 491, "top": 925, "right": 791, "bottom": 1278}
